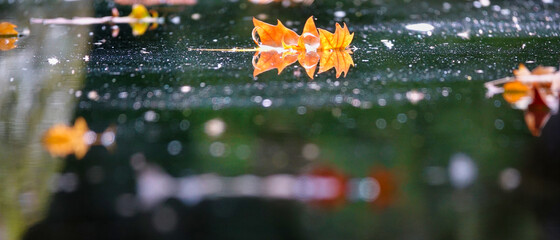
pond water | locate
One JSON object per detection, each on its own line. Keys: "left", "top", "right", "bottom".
{"left": 1, "top": 0, "right": 560, "bottom": 239}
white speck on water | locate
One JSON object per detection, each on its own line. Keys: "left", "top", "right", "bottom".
{"left": 180, "top": 86, "right": 192, "bottom": 93}
{"left": 449, "top": 153, "right": 477, "bottom": 189}
{"left": 480, "top": 0, "right": 490, "bottom": 7}
{"left": 262, "top": 99, "right": 272, "bottom": 107}
{"left": 83, "top": 55, "right": 89, "bottom": 62}
{"left": 167, "top": 141, "right": 182, "bottom": 155}
{"left": 170, "top": 16, "right": 181, "bottom": 24}
{"left": 48, "top": 57, "right": 59, "bottom": 65}
{"left": 406, "top": 90, "right": 424, "bottom": 104}
{"left": 405, "top": 23, "right": 435, "bottom": 32}
{"left": 87, "top": 91, "right": 99, "bottom": 100}
{"left": 380, "top": 39, "right": 394, "bottom": 49}
{"left": 499, "top": 168, "right": 521, "bottom": 191}
{"left": 543, "top": 0, "right": 553, "bottom": 4}
{"left": 334, "top": 11, "right": 346, "bottom": 18}
{"left": 191, "top": 13, "right": 201, "bottom": 20}
{"left": 457, "top": 30, "right": 470, "bottom": 39}
{"left": 144, "top": 111, "right": 158, "bottom": 122}
{"left": 442, "top": 2, "right": 451, "bottom": 11}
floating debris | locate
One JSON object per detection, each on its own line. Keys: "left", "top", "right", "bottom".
{"left": 485, "top": 64, "right": 560, "bottom": 136}
{"left": 405, "top": 23, "right": 435, "bottom": 32}
{"left": 30, "top": 4, "right": 163, "bottom": 36}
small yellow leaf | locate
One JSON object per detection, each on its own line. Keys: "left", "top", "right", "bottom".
{"left": 129, "top": 4, "right": 150, "bottom": 19}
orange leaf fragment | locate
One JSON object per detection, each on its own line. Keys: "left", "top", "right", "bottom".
{"left": 42, "top": 117, "right": 90, "bottom": 159}
{"left": 297, "top": 17, "right": 320, "bottom": 51}
{"left": 318, "top": 50, "right": 354, "bottom": 78}
{"left": 318, "top": 23, "right": 353, "bottom": 50}
{"left": 502, "top": 81, "right": 530, "bottom": 104}
{"left": 252, "top": 18, "right": 300, "bottom": 48}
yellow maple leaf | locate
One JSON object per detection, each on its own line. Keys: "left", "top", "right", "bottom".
{"left": 128, "top": 4, "right": 159, "bottom": 36}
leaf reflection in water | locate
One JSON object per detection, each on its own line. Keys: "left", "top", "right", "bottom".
{"left": 252, "top": 49, "right": 354, "bottom": 79}
{"left": 485, "top": 64, "right": 560, "bottom": 136}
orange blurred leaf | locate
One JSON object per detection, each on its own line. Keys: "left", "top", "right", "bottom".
{"left": 0, "top": 22, "right": 18, "bottom": 51}
{"left": 0, "top": 22, "right": 18, "bottom": 36}
{"left": 42, "top": 117, "right": 90, "bottom": 159}
{"left": 502, "top": 81, "right": 530, "bottom": 104}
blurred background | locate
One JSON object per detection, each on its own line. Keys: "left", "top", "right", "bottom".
{"left": 1, "top": 0, "right": 560, "bottom": 239}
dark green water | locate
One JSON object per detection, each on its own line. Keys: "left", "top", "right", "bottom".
{"left": 1, "top": 0, "right": 560, "bottom": 239}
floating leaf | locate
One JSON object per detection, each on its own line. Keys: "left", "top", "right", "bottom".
{"left": 129, "top": 4, "right": 151, "bottom": 19}
{"left": 0, "top": 22, "right": 18, "bottom": 51}
{"left": 502, "top": 81, "right": 530, "bottom": 104}
{"left": 0, "top": 22, "right": 18, "bottom": 36}
{"left": 252, "top": 18, "right": 299, "bottom": 48}
{"left": 297, "top": 17, "right": 320, "bottom": 51}
{"left": 252, "top": 17, "right": 353, "bottom": 51}
{"left": 486, "top": 64, "right": 560, "bottom": 137}
{"left": 129, "top": 4, "right": 159, "bottom": 36}
{"left": 250, "top": 17, "right": 354, "bottom": 78}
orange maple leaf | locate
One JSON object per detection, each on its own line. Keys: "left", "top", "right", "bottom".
{"left": 252, "top": 18, "right": 300, "bottom": 48}
{"left": 252, "top": 17, "right": 353, "bottom": 51}
{"left": 297, "top": 17, "right": 320, "bottom": 51}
